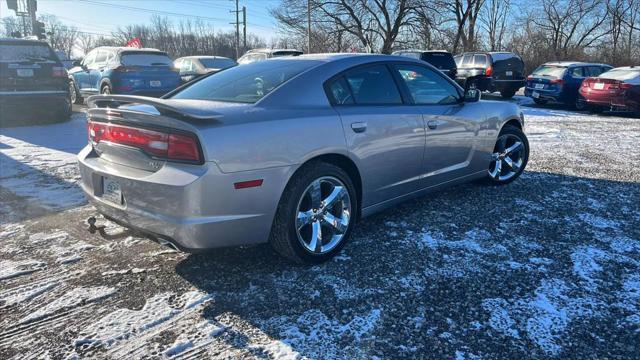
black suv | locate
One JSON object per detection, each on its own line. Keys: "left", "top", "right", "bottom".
{"left": 0, "top": 38, "right": 71, "bottom": 126}
{"left": 393, "top": 50, "right": 457, "bottom": 79}
{"left": 454, "top": 52, "right": 526, "bottom": 98}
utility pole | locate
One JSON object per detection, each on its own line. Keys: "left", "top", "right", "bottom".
{"left": 242, "top": 6, "right": 246, "bottom": 54}
{"left": 307, "top": 0, "right": 311, "bottom": 54}
{"left": 230, "top": 0, "right": 240, "bottom": 59}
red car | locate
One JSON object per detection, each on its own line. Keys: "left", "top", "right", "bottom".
{"left": 579, "top": 66, "right": 640, "bottom": 115}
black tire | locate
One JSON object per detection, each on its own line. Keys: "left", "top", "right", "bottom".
{"left": 500, "top": 89, "right": 516, "bottom": 99}
{"left": 269, "top": 161, "right": 358, "bottom": 264}
{"left": 100, "top": 83, "right": 112, "bottom": 95}
{"left": 533, "top": 98, "right": 548, "bottom": 105}
{"left": 70, "top": 80, "right": 83, "bottom": 104}
{"left": 482, "top": 125, "right": 529, "bottom": 185}
{"left": 574, "top": 95, "right": 587, "bottom": 110}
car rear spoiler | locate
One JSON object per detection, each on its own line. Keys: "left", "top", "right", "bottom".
{"left": 87, "top": 95, "right": 220, "bottom": 121}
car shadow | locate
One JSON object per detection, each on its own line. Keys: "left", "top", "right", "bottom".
{"left": 0, "top": 111, "right": 87, "bottom": 155}
{"left": 174, "top": 171, "right": 639, "bottom": 358}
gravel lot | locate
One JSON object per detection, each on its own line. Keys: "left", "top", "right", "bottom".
{"left": 1, "top": 97, "right": 639, "bottom": 359}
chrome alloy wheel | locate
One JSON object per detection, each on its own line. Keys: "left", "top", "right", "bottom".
{"left": 489, "top": 133, "right": 525, "bottom": 182}
{"left": 295, "top": 176, "right": 352, "bottom": 254}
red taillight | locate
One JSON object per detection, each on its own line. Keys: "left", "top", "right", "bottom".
{"left": 486, "top": 67, "right": 493, "bottom": 76}
{"left": 113, "top": 65, "right": 139, "bottom": 73}
{"left": 550, "top": 79, "right": 564, "bottom": 85}
{"left": 527, "top": 75, "right": 534, "bottom": 80}
{"left": 88, "top": 121, "right": 202, "bottom": 163}
{"left": 620, "top": 83, "right": 632, "bottom": 90}
{"left": 52, "top": 66, "right": 67, "bottom": 77}
{"left": 582, "top": 79, "right": 590, "bottom": 87}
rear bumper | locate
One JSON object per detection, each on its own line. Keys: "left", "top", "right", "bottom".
{"left": 524, "top": 87, "right": 563, "bottom": 102}
{"left": 579, "top": 89, "right": 631, "bottom": 108}
{"left": 77, "top": 145, "right": 292, "bottom": 251}
{"left": 0, "top": 90, "right": 70, "bottom": 124}
{"left": 493, "top": 79, "right": 526, "bottom": 92}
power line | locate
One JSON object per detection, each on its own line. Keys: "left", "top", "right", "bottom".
{"left": 77, "top": 0, "right": 227, "bottom": 22}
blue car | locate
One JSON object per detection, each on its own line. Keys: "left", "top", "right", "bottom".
{"left": 68, "top": 47, "right": 180, "bottom": 104}
{"left": 524, "top": 62, "right": 612, "bottom": 109}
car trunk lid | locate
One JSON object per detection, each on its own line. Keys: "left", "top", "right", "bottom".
{"left": 87, "top": 95, "right": 241, "bottom": 171}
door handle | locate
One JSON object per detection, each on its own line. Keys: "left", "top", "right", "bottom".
{"left": 427, "top": 120, "right": 438, "bottom": 130}
{"left": 351, "top": 122, "right": 367, "bottom": 133}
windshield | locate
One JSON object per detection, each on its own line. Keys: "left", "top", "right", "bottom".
{"left": 532, "top": 65, "right": 566, "bottom": 77}
{"left": 599, "top": 69, "right": 640, "bottom": 82}
{"left": 200, "top": 58, "right": 236, "bottom": 69}
{"left": 423, "top": 53, "right": 456, "bottom": 69}
{"left": 0, "top": 43, "right": 57, "bottom": 62}
{"left": 121, "top": 52, "right": 172, "bottom": 66}
{"left": 171, "top": 59, "right": 319, "bottom": 103}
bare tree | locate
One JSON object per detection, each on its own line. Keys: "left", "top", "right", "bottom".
{"left": 39, "top": 14, "right": 79, "bottom": 57}
{"left": 480, "top": 0, "right": 511, "bottom": 51}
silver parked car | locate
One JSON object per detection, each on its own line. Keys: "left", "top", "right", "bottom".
{"left": 78, "top": 54, "right": 529, "bottom": 263}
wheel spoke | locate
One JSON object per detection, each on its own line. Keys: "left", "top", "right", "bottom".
{"left": 504, "top": 141, "right": 522, "bottom": 156}
{"left": 322, "top": 212, "right": 347, "bottom": 234}
{"left": 492, "top": 159, "right": 502, "bottom": 179}
{"left": 504, "top": 156, "right": 520, "bottom": 172}
{"left": 309, "top": 180, "right": 322, "bottom": 209}
{"left": 308, "top": 220, "right": 322, "bottom": 253}
{"left": 296, "top": 210, "right": 313, "bottom": 230}
{"left": 322, "top": 186, "right": 345, "bottom": 209}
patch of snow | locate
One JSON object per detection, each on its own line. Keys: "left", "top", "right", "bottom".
{"left": 75, "top": 291, "right": 212, "bottom": 348}
{"left": 0, "top": 281, "right": 58, "bottom": 307}
{"left": 0, "top": 259, "right": 46, "bottom": 280}
{"left": 22, "top": 286, "right": 116, "bottom": 323}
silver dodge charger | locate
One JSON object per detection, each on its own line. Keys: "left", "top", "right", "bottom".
{"left": 78, "top": 54, "right": 529, "bottom": 263}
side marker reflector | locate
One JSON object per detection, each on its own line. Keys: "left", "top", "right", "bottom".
{"left": 234, "top": 179, "right": 263, "bottom": 189}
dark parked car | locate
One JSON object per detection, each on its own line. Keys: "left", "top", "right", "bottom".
{"left": 454, "top": 52, "right": 526, "bottom": 98}
{"left": 392, "top": 50, "right": 457, "bottom": 79}
{"left": 68, "top": 47, "right": 180, "bottom": 104}
{"left": 237, "top": 48, "right": 303, "bottom": 65}
{"left": 0, "top": 38, "right": 71, "bottom": 126}
{"left": 524, "top": 62, "right": 612, "bottom": 109}
{"left": 173, "top": 56, "right": 237, "bottom": 83}
{"left": 579, "top": 66, "right": 640, "bottom": 115}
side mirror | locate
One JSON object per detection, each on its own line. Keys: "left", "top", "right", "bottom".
{"left": 465, "top": 89, "right": 481, "bottom": 102}
{"left": 72, "top": 60, "right": 82, "bottom": 67}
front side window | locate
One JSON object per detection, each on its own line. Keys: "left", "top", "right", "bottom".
{"left": 394, "top": 64, "right": 459, "bottom": 105}
{"left": 171, "top": 59, "right": 319, "bottom": 103}
{"left": 343, "top": 65, "right": 402, "bottom": 105}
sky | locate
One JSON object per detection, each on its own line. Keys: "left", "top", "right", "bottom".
{"left": 0, "top": 0, "right": 282, "bottom": 41}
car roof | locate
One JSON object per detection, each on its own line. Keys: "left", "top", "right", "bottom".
{"left": 0, "top": 37, "right": 51, "bottom": 46}
{"left": 394, "top": 49, "right": 450, "bottom": 54}
{"left": 543, "top": 61, "right": 611, "bottom": 67}
{"left": 608, "top": 66, "right": 639, "bottom": 71}
{"left": 245, "top": 48, "right": 303, "bottom": 54}
{"left": 92, "top": 46, "right": 166, "bottom": 54}
{"left": 176, "top": 55, "right": 234, "bottom": 60}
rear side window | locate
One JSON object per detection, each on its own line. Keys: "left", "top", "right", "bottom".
{"left": 327, "top": 77, "right": 354, "bottom": 105}
{"left": 473, "top": 54, "right": 487, "bottom": 67}
{"left": 121, "top": 52, "right": 172, "bottom": 66}
{"left": 393, "top": 64, "right": 459, "bottom": 105}
{"left": 344, "top": 65, "right": 402, "bottom": 105}
{"left": 0, "top": 43, "right": 57, "bottom": 61}
{"left": 171, "top": 59, "right": 318, "bottom": 103}
{"left": 570, "top": 67, "right": 584, "bottom": 77}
